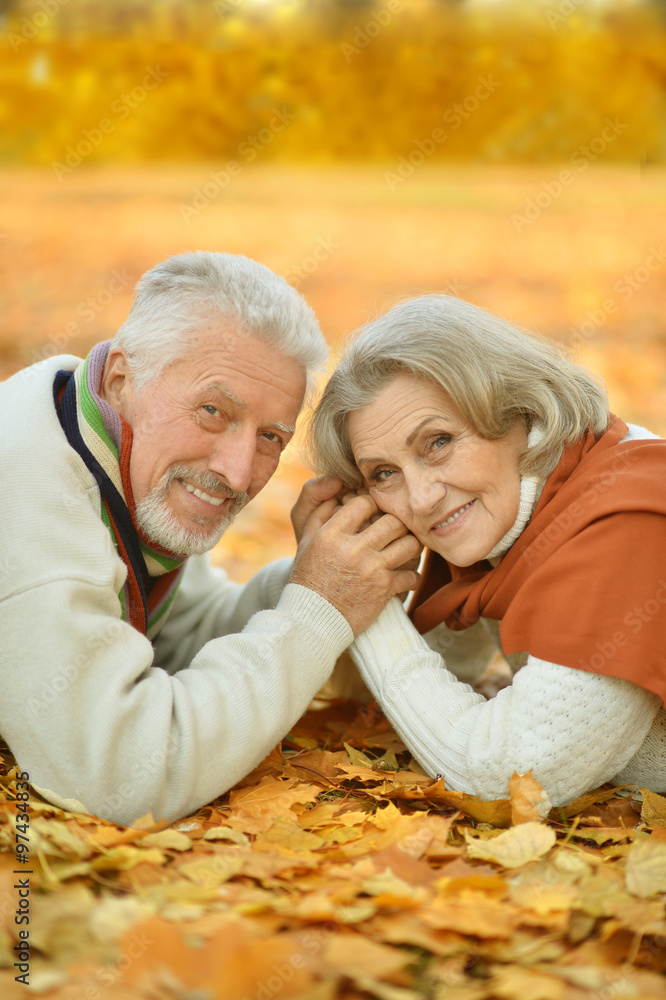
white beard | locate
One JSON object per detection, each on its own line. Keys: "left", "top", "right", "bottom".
{"left": 135, "top": 463, "right": 248, "bottom": 557}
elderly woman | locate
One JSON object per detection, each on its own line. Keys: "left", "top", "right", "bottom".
{"left": 310, "top": 295, "right": 666, "bottom": 806}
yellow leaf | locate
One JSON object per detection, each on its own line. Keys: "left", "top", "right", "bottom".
{"left": 509, "top": 771, "right": 551, "bottom": 824}
{"left": 323, "top": 932, "right": 411, "bottom": 978}
{"left": 343, "top": 742, "right": 376, "bottom": 768}
{"left": 490, "top": 964, "right": 566, "bottom": 1000}
{"left": 141, "top": 829, "right": 193, "bottom": 851}
{"left": 261, "top": 816, "right": 325, "bottom": 852}
{"left": 178, "top": 852, "right": 245, "bottom": 886}
{"left": 202, "top": 826, "right": 250, "bottom": 845}
{"left": 639, "top": 787, "right": 666, "bottom": 828}
{"left": 464, "top": 822, "right": 556, "bottom": 868}
{"left": 90, "top": 846, "right": 165, "bottom": 872}
{"left": 625, "top": 836, "right": 666, "bottom": 898}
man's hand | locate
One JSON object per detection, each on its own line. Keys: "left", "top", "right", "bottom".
{"left": 289, "top": 494, "right": 422, "bottom": 636}
{"left": 291, "top": 476, "right": 344, "bottom": 544}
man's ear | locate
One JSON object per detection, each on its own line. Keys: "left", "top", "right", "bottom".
{"left": 100, "top": 347, "right": 133, "bottom": 417}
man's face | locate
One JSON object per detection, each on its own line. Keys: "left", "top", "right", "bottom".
{"left": 102, "top": 325, "right": 307, "bottom": 555}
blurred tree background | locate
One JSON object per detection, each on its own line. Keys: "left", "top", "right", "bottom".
{"left": 1, "top": 0, "right": 665, "bottom": 572}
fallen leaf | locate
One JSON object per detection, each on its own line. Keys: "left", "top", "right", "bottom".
{"left": 141, "top": 829, "right": 193, "bottom": 851}
{"left": 639, "top": 787, "right": 666, "bottom": 828}
{"left": 549, "top": 785, "right": 624, "bottom": 820}
{"left": 625, "top": 836, "right": 666, "bottom": 898}
{"left": 509, "top": 771, "right": 551, "bottom": 824}
{"left": 464, "top": 822, "right": 556, "bottom": 868}
{"left": 202, "top": 826, "right": 250, "bottom": 845}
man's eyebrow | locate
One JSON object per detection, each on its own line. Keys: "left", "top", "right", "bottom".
{"left": 406, "top": 416, "right": 438, "bottom": 446}
{"left": 205, "top": 383, "right": 295, "bottom": 435}
{"left": 205, "top": 382, "right": 246, "bottom": 408}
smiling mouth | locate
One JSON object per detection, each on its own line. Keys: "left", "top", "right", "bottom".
{"left": 433, "top": 499, "right": 475, "bottom": 530}
{"left": 179, "top": 479, "right": 227, "bottom": 507}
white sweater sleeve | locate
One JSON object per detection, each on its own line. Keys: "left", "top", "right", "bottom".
{"left": 153, "top": 554, "right": 294, "bottom": 673}
{"left": 1, "top": 576, "right": 352, "bottom": 827}
{"left": 351, "top": 598, "right": 663, "bottom": 806}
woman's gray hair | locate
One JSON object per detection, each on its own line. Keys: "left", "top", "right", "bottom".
{"left": 113, "top": 251, "right": 328, "bottom": 395}
{"left": 309, "top": 294, "right": 609, "bottom": 487}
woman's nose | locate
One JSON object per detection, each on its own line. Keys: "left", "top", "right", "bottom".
{"left": 405, "top": 467, "right": 446, "bottom": 515}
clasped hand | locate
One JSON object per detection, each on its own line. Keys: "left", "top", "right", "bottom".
{"left": 289, "top": 477, "right": 422, "bottom": 636}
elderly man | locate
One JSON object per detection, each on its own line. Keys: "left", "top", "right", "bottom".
{"left": 0, "top": 251, "right": 419, "bottom": 826}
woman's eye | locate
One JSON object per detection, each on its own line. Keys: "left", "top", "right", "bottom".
{"left": 371, "top": 469, "right": 394, "bottom": 483}
{"left": 431, "top": 434, "right": 451, "bottom": 450}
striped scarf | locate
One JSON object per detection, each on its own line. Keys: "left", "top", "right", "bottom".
{"left": 53, "top": 341, "right": 185, "bottom": 639}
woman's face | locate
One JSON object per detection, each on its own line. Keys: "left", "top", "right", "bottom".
{"left": 347, "top": 374, "right": 527, "bottom": 567}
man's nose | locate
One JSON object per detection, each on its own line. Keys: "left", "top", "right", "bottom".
{"left": 207, "top": 431, "right": 256, "bottom": 495}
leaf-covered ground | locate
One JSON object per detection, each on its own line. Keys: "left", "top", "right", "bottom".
{"left": 1, "top": 166, "right": 665, "bottom": 997}
{"left": 1, "top": 696, "right": 666, "bottom": 1000}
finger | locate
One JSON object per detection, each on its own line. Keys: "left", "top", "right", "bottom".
{"left": 326, "top": 493, "right": 380, "bottom": 532}
{"left": 359, "top": 510, "right": 413, "bottom": 547}
{"left": 390, "top": 567, "right": 422, "bottom": 597}
{"left": 378, "top": 532, "right": 422, "bottom": 569}
{"left": 300, "top": 497, "right": 341, "bottom": 544}
{"left": 397, "top": 554, "right": 423, "bottom": 574}
{"left": 294, "top": 476, "right": 343, "bottom": 514}
{"left": 291, "top": 477, "right": 344, "bottom": 542}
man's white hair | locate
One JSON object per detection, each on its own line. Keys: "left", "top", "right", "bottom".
{"left": 113, "top": 251, "right": 328, "bottom": 395}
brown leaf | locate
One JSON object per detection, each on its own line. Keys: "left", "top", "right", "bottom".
{"left": 549, "top": 785, "right": 625, "bottom": 820}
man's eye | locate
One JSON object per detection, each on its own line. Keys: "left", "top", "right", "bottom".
{"left": 202, "top": 405, "right": 220, "bottom": 417}
{"left": 262, "top": 431, "right": 284, "bottom": 448}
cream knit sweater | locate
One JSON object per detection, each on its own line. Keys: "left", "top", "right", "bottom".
{"left": 350, "top": 424, "right": 666, "bottom": 806}
{"left": 0, "top": 356, "right": 353, "bottom": 825}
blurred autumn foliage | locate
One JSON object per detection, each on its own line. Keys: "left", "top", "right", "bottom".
{"left": 0, "top": 0, "right": 664, "bottom": 166}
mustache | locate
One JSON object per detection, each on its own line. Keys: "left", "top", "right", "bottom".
{"left": 163, "top": 464, "right": 249, "bottom": 505}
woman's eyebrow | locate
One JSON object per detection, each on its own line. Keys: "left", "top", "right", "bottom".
{"left": 406, "top": 416, "right": 438, "bottom": 446}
